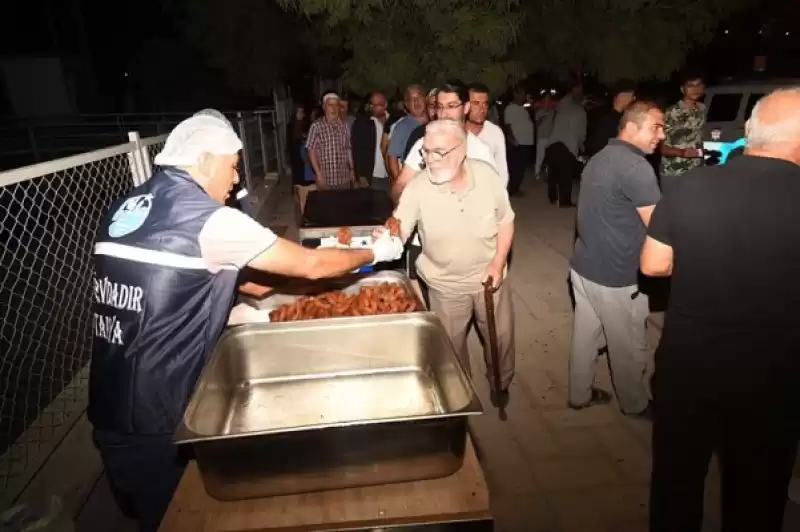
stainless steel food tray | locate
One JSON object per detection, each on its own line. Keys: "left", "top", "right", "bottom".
{"left": 175, "top": 313, "right": 482, "bottom": 500}
{"left": 298, "top": 225, "right": 379, "bottom": 243}
{"left": 238, "top": 269, "right": 427, "bottom": 314}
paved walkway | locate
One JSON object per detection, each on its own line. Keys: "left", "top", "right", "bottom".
{"left": 74, "top": 176, "right": 799, "bottom": 531}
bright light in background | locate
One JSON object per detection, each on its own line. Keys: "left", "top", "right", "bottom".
{"left": 724, "top": 29, "right": 729, "bottom": 34}
{"left": 786, "top": 31, "right": 791, "bottom": 36}
{"left": 124, "top": 72, "right": 129, "bottom": 77}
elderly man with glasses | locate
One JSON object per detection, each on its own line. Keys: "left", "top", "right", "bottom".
{"left": 391, "top": 118, "right": 516, "bottom": 405}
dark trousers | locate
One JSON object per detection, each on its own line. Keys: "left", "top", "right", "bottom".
{"left": 545, "top": 142, "right": 576, "bottom": 205}
{"left": 650, "top": 373, "right": 799, "bottom": 532}
{"left": 507, "top": 144, "right": 532, "bottom": 195}
{"left": 94, "top": 430, "right": 187, "bottom": 532}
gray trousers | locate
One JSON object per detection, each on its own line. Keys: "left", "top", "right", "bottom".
{"left": 428, "top": 282, "right": 515, "bottom": 390}
{"left": 568, "top": 269, "right": 649, "bottom": 414}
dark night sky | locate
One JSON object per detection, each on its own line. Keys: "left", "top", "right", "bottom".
{"left": 1, "top": 0, "right": 799, "bottom": 112}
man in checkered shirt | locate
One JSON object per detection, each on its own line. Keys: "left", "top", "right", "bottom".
{"left": 306, "top": 92, "right": 356, "bottom": 189}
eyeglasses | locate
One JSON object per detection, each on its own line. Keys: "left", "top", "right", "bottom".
{"left": 419, "top": 142, "right": 464, "bottom": 168}
{"left": 434, "top": 102, "right": 464, "bottom": 111}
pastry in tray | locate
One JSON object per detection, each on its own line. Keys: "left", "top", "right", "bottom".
{"left": 268, "top": 283, "right": 421, "bottom": 322}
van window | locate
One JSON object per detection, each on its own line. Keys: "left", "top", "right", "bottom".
{"left": 706, "top": 93, "right": 743, "bottom": 122}
{"left": 745, "top": 93, "right": 765, "bottom": 120}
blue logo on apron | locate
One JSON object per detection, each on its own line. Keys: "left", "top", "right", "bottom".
{"left": 108, "top": 194, "right": 154, "bottom": 238}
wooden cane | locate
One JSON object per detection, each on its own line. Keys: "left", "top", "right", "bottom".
{"left": 483, "top": 277, "right": 507, "bottom": 421}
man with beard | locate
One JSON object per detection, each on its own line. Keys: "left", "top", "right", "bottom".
{"left": 465, "top": 82, "right": 509, "bottom": 186}
{"left": 394, "top": 81, "right": 499, "bottom": 201}
{"left": 392, "top": 119, "right": 515, "bottom": 406}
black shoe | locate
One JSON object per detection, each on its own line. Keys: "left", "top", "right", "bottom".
{"left": 490, "top": 388, "right": 510, "bottom": 408}
{"left": 548, "top": 198, "right": 557, "bottom": 205}
{"left": 626, "top": 401, "right": 654, "bottom": 421}
{"left": 559, "top": 202, "right": 576, "bottom": 208}
{"left": 568, "top": 388, "right": 612, "bottom": 410}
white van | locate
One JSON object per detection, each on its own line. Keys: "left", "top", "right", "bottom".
{"left": 703, "top": 78, "right": 800, "bottom": 141}
{"left": 701, "top": 79, "right": 800, "bottom": 164}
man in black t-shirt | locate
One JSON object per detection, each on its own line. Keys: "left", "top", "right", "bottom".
{"left": 641, "top": 88, "right": 800, "bottom": 532}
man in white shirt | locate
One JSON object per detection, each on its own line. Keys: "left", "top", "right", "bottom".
{"left": 392, "top": 81, "right": 500, "bottom": 306}
{"left": 351, "top": 91, "right": 391, "bottom": 193}
{"left": 394, "top": 82, "right": 499, "bottom": 201}
{"left": 503, "top": 85, "right": 535, "bottom": 196}
{"left": 465, "top": 82, "right": 509, "bottom": 187}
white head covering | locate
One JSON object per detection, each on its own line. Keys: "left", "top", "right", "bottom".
{"left": 192, "top": 108, "right": 234, "bottom": 129}
{"left": 322, "top": 93, "right": 340, "bottom": 105}
{"left": 154, "top": 114, "right": 243, "bottom": 167}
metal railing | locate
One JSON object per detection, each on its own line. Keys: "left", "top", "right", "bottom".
{"left": 0, "top": 134, "right": 169, "bottom": 504}
{"left": 0, "top": 106, "right": 289, "bottom": 503}
{"left": 0, "top": 110, "right": 289, "bottom": 182}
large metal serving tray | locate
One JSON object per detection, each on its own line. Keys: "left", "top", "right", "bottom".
{"left": 239, "top": 269, "right": 427, "bottom": 314}
{"left": 298, "top": 225, "right": 379, "bottom": 244}
{"left": 174, "top": 313, "right": 482, "bottom": 500}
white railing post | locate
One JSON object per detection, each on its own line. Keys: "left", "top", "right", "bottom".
{"left": 127, "top": 131, "right": 148, "bottom": 186}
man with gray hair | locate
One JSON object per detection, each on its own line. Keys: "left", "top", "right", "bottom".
{"left": 641, "top": 88, "right": 800, "bottom": 532}
{"left": 385, "top": 84, "right": 429, "bottom": 182}
{"left": 392, "top": 118, "right": 516, "bottom": 405}
{"left": 88, "top": 112, "right": 404, "bottom": 531}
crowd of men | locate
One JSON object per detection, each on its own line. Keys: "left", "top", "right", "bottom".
{"left": 299, "top": 75, "right": 800, "bottom": 531}
{"left": 85, "top": 70, "right": 799, "bottom": 532}
{"left": 569, "top": 77, "right": 800, "bottom": 532}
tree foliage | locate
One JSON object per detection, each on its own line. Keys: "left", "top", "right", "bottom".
{"left": 174, "top": 0, "right": 758, "bottom": 98}
{"left": 167, "top": 0, "right": 317, "bottom": 96}
{"left": 515, "top": 0, "right": 757, "bottom": 82}
{"left": 278, "top": 0, "right": 524, "bottom": 94}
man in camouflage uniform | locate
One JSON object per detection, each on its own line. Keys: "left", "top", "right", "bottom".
{"left": 659, "top": 73, "right": 707, "bottom": 194}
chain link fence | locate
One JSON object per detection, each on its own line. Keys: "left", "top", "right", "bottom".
{"left": 0, "top": 107, "right": 283, "bottom": 502}
{"left": 0, "top": 134, "right": 165, "bottom": 501}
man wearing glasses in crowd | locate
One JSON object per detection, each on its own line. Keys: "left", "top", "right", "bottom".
{"left": 392, "top": 119, "right": 516, "bottom": 407}
{"left": 394, "top": 81, "right": 500, "bottom": 201}
{"left": 392, "top": 82, "right": 501, "bottom": 305}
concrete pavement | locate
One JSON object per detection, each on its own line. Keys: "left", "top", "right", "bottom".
{"left": 73, "top": 176, "right": 799, "bottom": 531}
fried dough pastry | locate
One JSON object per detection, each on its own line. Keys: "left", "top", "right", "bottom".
{"left": 337, "top": 226, "right": 353, "bottom": 246}
{"left": 269, "top": 282, "right": 421, "bottom": 322}
{"left": 385, "top": 217, "right": 401, "bottom": 237}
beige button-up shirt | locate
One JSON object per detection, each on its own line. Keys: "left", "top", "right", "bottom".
{"left": 394, "top": 159, "right": 515, "bottom": 294}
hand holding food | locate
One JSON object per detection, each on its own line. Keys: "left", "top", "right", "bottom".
{"left": 370, "top": 230, "right": 404, "bottom": 264}
{"left": 337, "top": 226, "right": 353, "bottom": 246}
{"left": 385, "top": 216, "right": 401, "bottom": 237}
